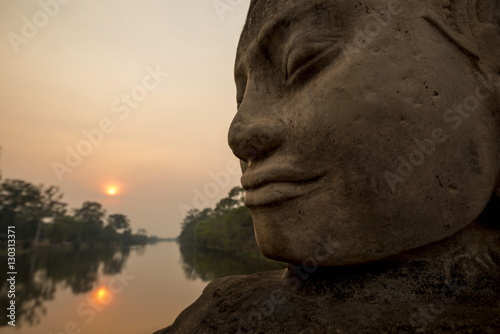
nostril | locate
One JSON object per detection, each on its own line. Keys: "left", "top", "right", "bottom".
{"left": 228, "top": 119, "right": 285, "bottom": 162}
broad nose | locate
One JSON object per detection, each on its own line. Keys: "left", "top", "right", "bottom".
{"left": 228, "top": 117, "right": 285, "bottom": 163}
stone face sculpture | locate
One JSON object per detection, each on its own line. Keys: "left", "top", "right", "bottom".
{"left": 228, "top": 0, "right": 500, "bottom": 266}
{"left": 155, "top": 0, "right": 500, "bottom": 333}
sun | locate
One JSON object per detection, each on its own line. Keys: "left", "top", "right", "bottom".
{"left": 106, "top": 186, "right": 118, "bottom": 196}
{"left": 94, "top": 287, "right": 112, "bottom": 305}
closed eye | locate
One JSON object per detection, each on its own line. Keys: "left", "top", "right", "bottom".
{"left": 285, "top": 41, "right": 340, "bottom": 85}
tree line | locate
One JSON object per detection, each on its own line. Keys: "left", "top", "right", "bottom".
{"left": 0, "top": 178, "right": 156, "bottom": 249}
{"left": 178, "top": 187, "right": 264, "bottom": 258}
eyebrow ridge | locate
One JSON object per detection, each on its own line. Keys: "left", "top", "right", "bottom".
{"left": 236, "top": 4, "right": 338, "bottom": 75}
{"left": 235, "top": 15, "right": 292, "bottom": 77}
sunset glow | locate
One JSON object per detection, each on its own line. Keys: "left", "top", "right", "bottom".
{"left": 0, "top": 0, "right": 246, "bottom": 239}
{"left": 95, "top": 287, "right": 112, "bottom": 305}
{"left": 106, "top": 186, "right": 118, "bottom": 196}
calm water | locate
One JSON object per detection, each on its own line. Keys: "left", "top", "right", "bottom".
{"left": 0, "top": 242, "right": 284, "bottom": 334}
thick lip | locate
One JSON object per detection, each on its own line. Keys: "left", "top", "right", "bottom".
{"left": 242, "top": 166, "right": 326, "bottom": 207}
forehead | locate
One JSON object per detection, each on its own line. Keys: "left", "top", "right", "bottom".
{"left": 236, "top": 0, "right": 354, "bottom": 72}
{"left": 238, "top": 0, "right": 341, "bottom": 49}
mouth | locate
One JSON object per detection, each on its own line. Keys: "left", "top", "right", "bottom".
{"left": 241, "top": 167, "right": 326, "bottom": 207}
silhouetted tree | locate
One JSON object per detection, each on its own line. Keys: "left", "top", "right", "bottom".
{"left": 0, "top": 178, "right": 147, "bottom": 248}
{"left": 178, "top": 187, "right": 249, "bottom": 250}
{"left": 45, "top": 215, "right": 80, "bottom": 243}
{"left": 0, "top": 179, "right": 66, "bottom": 246}
{"left": 74, "top": 201, "right": 106, "bottom": 244}
{"left": 214, "top": 186, "right": 244, "bottom": 215}
{"left": 107, "top": 214, "right": 130, "bottom": 232}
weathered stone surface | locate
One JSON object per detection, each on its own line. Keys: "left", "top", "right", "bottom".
{"left": 155, "top": 0, "right": 500, "bottom": 332}
{"left": 155, "top": 221, "right": 499, "bottom": 333}
{"left": 227, "top": 0, "right": 500, "bottom": 266}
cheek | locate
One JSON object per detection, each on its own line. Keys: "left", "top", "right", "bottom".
{"left": 299, "top": 85, "right": 470, "bottom": 209}
{"left": 286, "top": 56, "right": 496, "bottom": 211}
{"left": 298, "top": 84, "right": 414, "bottom": 176}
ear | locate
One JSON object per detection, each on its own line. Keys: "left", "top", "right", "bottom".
{"left": 424, "top": 0, "right": 500, "bottom": 74}
{"left": 423, "top": 0, "right": 480, "bottom": 59}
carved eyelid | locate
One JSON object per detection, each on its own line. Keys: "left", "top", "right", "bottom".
{"left": 285, "top": 39, "right": 339, "bottom": 82}
{"left": 236, "top": 36, "right": 338, "bottom": 104}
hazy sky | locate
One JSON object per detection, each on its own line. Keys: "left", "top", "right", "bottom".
{"left": 0, "top": 0, "right": 250, "bottom": 237}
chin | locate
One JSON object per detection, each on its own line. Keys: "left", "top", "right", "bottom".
{"left": 247, "top": 195, "right": 369, "bottom": 266}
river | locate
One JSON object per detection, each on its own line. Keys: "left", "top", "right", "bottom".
{"left": 0, "top": 242, "right": 284, "bottom": 334}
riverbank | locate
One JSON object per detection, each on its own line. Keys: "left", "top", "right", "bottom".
{"left": 0, "top": 239, "right": 175, "bottom": 256}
